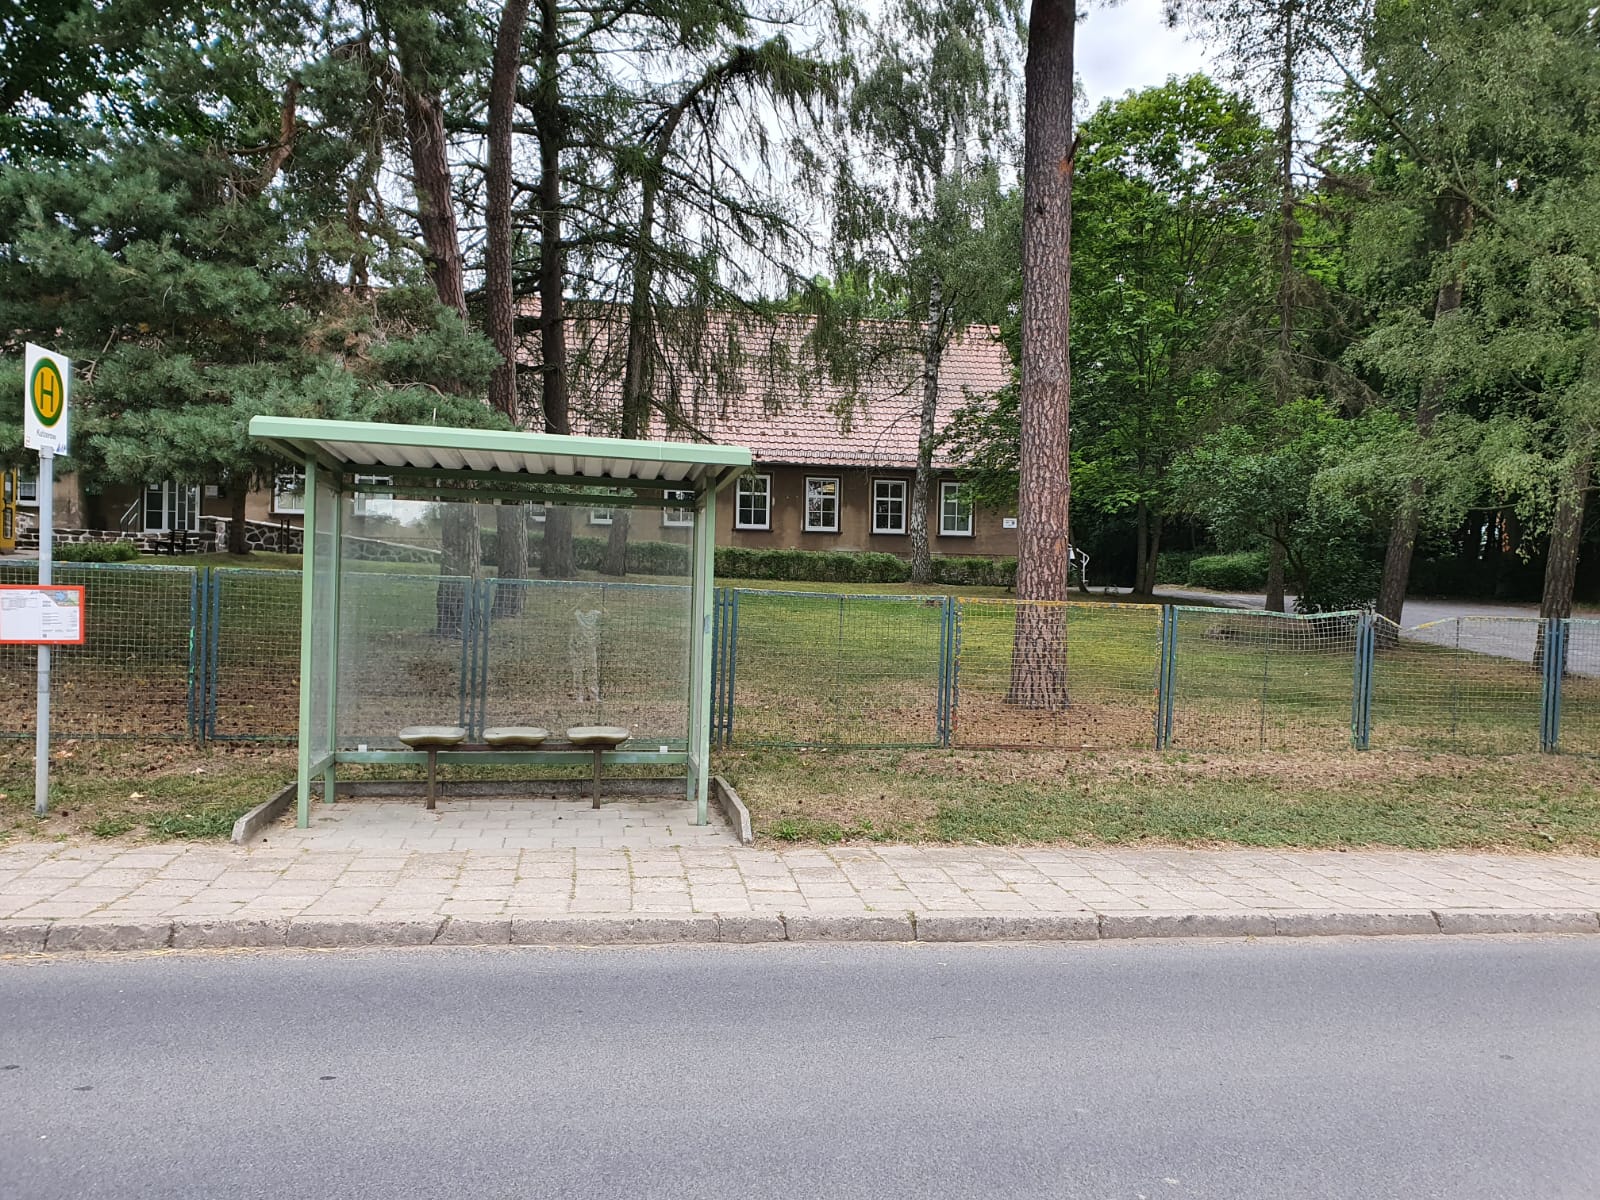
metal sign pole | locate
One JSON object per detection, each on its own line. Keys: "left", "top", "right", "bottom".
{"left": 34, "top": 450, "right": 52, "bottom": 816}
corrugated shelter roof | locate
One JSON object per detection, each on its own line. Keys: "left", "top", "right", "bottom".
{"left": 248, "top": 417, "right": 751, "bottom": 493}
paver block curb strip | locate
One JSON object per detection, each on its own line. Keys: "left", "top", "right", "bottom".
{"left": 287, "top": 918, "right": 443, "bottom": 947}
{"left": 1100, "top": 913, "right": 1277, "bottom": 940}
{"left": 783, "top": 913, "right": 915, "bottom": 942}
{"left": 1434, "top": 910, "right": 1600, "bottom": 935}
{"left": 171, "top": 919, "right": 290, "bottom": 949}
{"left": 1272, "top": 911, "right": 1439, "bottom": 937}
{"left": 230, "top": 784, "right": 296, "bottom": 846}
{"left": 435, "top": 917, "right": 513, "bottom": 945}
{"left": 46, "top": 920, "right": 173, "bottom": 952}
{"left": 510, "top": 916, "right": 720, "bottom": 945}
{"left": 916, "top": 914, "right": 1099, "bottom": 942}
{"left": 0, "top": 922, "right": 51, "bottom": 953}
{"left": 716, "top": 915, "right": 787, "bottom": 942}
{"left": 710, "top": 776, "right": 755, "bottom": 846}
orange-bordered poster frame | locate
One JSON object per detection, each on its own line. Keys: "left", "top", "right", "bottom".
{"left": 0, "top": 584, "right": 87, "bottom": 645}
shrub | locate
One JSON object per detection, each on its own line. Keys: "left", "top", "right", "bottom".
{"left": 1186, "top": 551, "right": 1269, "bottom": 591}
{"left": 57, "top": 540, "right": 140, "bottom": 563}
{"left": 1155, "top": 550, "right": 1199, "bottom": 585}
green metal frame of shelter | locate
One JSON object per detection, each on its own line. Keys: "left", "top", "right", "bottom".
{"left": 248, "top": 416, "right": 752, "bottom": 829}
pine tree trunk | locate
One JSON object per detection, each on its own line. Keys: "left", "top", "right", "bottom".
{"left": 228, "top": 484, "right": 248, "bottom": 555}
{"left": 486, "top": 0, "right": 533, "bottom": 423}
{"left": 1265, "top": 540, "right": 1287, "bottom": 612}
{"left": 533, "top": 0, "right": 574, "bottom": 580}
{"left": 1540, "top": 450, "right": 1592, "bottom": 622}
{"left": 1133, "top": 499, "right": 1149, "bottom": 595}
{"left": 436, "top": 503, "right": 479, "bottom": 636}
{"left": 1376, "top": 208, "right": 1469, "bottom": 628}
{"left": 399, "top": 88, "right": 467, "bottom": 320}
{"left": 1144, "top": 512, "right": 1163, "bottom": 597}
{"left": 601, "top": 510, "right": 629, "bottom": 577}
{"left": 910, "top": 277, "right": 943, "bottom": 586}
{"left": 493, "top": 504, "right": 529, "bottom": 614}
{"left": 1009, "top": 0, "right": 1075, "bottom": 711}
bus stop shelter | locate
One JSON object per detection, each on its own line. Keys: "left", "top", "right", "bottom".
{"left": 248, "top": 416, "right": 751, "bottom": 829}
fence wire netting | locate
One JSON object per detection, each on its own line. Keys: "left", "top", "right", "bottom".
{"left": 1167, "top": 608, "right": 1360, "bottom": 751}
{"left": 0, "top": 561, "right": 194, "bottom": 739}
{"left": 1556, "top": 619, "right": 1600, "bottom": 756}
{"left": 727, "top": 590, "right": 945, "bottom": 748}
{"left": 953, "top": 600, "right": 1161, "bottom": 749}
{"left": 1370, "top": 616, "right": 1544, "bottom": 754}
{"left": 1, "top": 558, "right": 1596, "bottom": 760}
{"left": 210, "top": 568, "right": 299, "bottom": 741}
{"left": 479, "top": 579, "right": 690, "bottom": 745}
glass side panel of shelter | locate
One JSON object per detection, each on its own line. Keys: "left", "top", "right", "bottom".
{"left": 327, "top": 481, "right": 695, "bottom": 752}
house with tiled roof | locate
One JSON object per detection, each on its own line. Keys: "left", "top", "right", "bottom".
{"left": 16, "top": 308, "right": 1018, "bottom": 560}
{"left": 542, "top": 306, "right": 1020, "bottom": 559}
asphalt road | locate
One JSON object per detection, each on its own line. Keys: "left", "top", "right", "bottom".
{"left": 3, "top": 938, "right": 1599, "bottom": 1200}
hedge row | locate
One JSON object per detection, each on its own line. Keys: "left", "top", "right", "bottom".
{"left": 482, "top": 529, "right": 1017, "bottom": 587}
{"left": 1185, "top": 550, "right": 1269, "bottom": 591}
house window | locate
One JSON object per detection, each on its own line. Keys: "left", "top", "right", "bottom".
{"left": 804, "top": 477, "right": 840, "bottom": 533}
{"left": 16, "top": 472, "right": 37, "bottom": 507}
{"left": 662, "top": 490, "right": 693, "bottom": 528}
{"left": 143, "top": 481, "right": 201, "bottom": 534}
{"left": 872, "top": 478, "right": 907, "bottom": 535}
{"left": 735, "top": 474, "right": 771, "bottom": 530}
{"left": 350, "top": 474, "right": 393, "bottom": 518}
{"left": 939, "top": 482, "right": 973, "bottom": 537}
{"left": 528, "top": 502, "right": 546, "bottom": 523}
{"left": 590, "top": 507, "right": 614, "bottom": 526}
{"left": 273, "top": 470, "right": 306, "bottom": 515}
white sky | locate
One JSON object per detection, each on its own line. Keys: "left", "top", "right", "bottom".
{"left": 1075, "top": 0, "right": 1219, "bottom": 109}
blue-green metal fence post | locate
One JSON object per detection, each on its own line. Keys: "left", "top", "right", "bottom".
{"left": 1155, "top": 606, "right": 1177, "bottom": 749}
{"left": 206, "top": 567, "right": 221, "bottom": 744}
{"left": 456, "top": 579, "right": 477, "bottom": 735}
{"left": 1540, "top": 617, "right": 1567, "bottom": 753}
{"left": 936, "top": 596, "right": 955, "bottom": 747}
{"left": 187, "top": 568, "right": 204, "bottom": 745}
{"left": 1350, "top": 612, "right": 1375, "bottom": 750}
{"left": 475, "top": 578, "right": 493, "bottom": 739}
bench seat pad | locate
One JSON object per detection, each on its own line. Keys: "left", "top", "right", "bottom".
{"left": 397, "top": 725, "right": 468, "bottom": 748}
{"left": 565, "top": 725, "right": 631, "bottom": 748}
{"left": 481, "top": 726, "right": 550, "bottom": 747}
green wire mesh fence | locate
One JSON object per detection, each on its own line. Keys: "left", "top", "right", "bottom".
{"left": 0, "top": 561, "right": 196, "bottom": 740}
{"left": 0, "top": 562, "right": 1594, "bottom": 757}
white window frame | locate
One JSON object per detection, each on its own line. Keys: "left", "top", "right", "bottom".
{"left": 872, "top": 478, "right": 908, "bottom": 535}
{"left": 938, "top": 481, "right": 974, "bottom": 538}
{"left": 804, "top": 476, "right": 841, "bottom": 534}
{"left": 589, "top": 507, "right": 614, "bottom": 526}
{"left": 143, "top": 481, "right": 201, "bottom": 534}
{"left": 735, "top": 473, "right": 772, "bottom": 531}
{"left": 350, "top": 474, "right": 393, "bottom": 518}
{"left": 273, "top": 470, "right": 306, "bottom": 516}
{"left": 16, "top": 472, "right": 38, "bottom": 507}
{"left": 661, "top": 490, "right": 694, "bottom": 528}
{"left": 528, "top": 501, "right": 546, "bottom": 523}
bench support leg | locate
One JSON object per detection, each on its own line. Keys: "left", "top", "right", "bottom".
{"left": 425, "top": 749, "right": 439, "bottom": 810}
{"left": 591, "top": 747, "right": 603, "bottom": 809}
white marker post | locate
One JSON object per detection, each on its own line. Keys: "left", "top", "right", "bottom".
{"left": 24, "top": 345, "right": 71, "bottom": 817}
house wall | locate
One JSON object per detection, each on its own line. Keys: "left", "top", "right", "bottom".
{"left": 720, "top": 465, "right": 1017, "bottom": 559}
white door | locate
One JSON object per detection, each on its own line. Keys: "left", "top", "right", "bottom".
{"left": 143, "top": 482, "right": 201, "bottom": 533}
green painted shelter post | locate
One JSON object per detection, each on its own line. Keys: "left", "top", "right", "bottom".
{"left": 323, "top": 474, "right": 342, "bottom": 803}
{"left": 294, "top": 459, "right": 319, "bottom": 828}
{"left": 688, "top": 486, "right": 717, "bottom": 823}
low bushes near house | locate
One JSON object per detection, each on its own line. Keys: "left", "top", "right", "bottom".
{"left": 55, "top": 540, "right": 140, "bottom": 563}
{"left": 1185, "top": 550, "right": 1269, "bottom": 591}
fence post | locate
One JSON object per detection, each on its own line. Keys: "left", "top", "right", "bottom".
{"left": 456, "top": 578, "right": 476, "bottom": 736}
{"left": 1541, "top": 616, "right": 1566, "bottom": 753}
{"left": 207, "top": 567, "right": 221, "bottom": 744}
{"left": 1155, "top": 606, "right": 1177, "bottom": 749}
{"left": 1350, "top": 612, "right": 1375, "bottom": 751}
{"left": 188, "top": 568, "right": 205, "bottom": 746}
{"left": 724, "top": 588, "right": 739, "bottom": 747}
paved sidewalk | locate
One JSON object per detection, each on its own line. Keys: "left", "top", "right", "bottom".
{"left": 4, "top": 836, "right": 1600, "bottom": 952}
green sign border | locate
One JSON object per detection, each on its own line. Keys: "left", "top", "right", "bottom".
{"left": 29, "top": 358, "right": 65, "bottom": 428}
